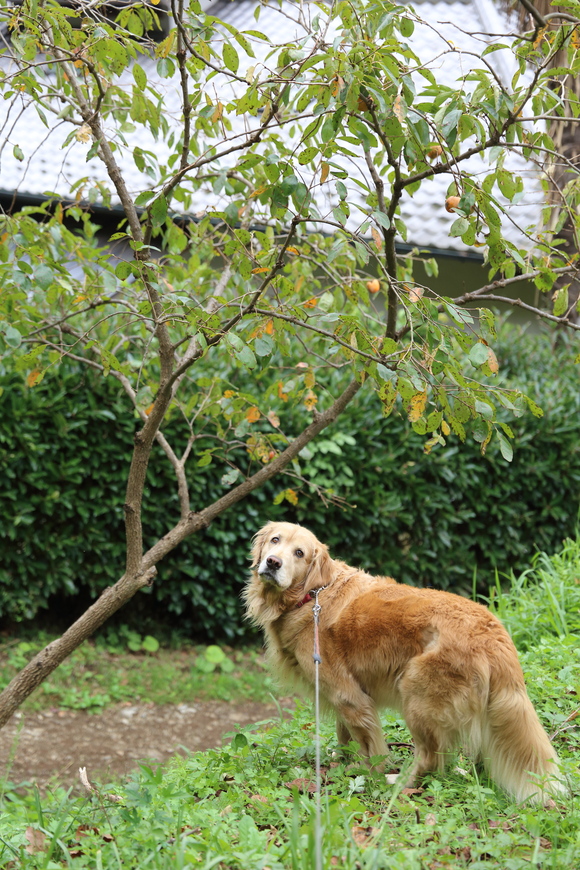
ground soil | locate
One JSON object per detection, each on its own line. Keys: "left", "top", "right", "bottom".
{"left": 0, "top": 700, "right": 289, "bottom": 792}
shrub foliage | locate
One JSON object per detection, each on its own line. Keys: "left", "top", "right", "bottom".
{"left": 1, "top": 324, "right": 579, "bottom": 640}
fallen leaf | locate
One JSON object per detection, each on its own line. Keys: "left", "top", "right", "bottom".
{"left": 284, "top": 778, "right": 316, "bottom": 793}
{"left": 351, "top": 825, "right": 379, "bottom": 847}
{"left": 25, "top": 827, "right": 47, "bottom": 854}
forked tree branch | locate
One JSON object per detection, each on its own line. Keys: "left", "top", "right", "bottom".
{"left": 0, "top": 378, "right": 362, "bottom": 729}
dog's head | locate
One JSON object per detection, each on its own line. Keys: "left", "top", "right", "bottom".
{"left": 251, "top": 521, "right": 333, "bottom": 595}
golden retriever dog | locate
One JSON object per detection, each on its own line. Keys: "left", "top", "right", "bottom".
{"left": 244, "top": 521, "right": 567, "bottom": 804}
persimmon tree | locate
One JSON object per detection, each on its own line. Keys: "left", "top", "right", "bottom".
{"left": 1, "top": 0, "right": 579, "bottom": 725}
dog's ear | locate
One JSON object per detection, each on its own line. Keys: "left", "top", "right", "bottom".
{"left": 251, "top": 523, "right": 273, "bottom": 568}
{"left": 305, "top": 544, "right": 334, "bottom": 591}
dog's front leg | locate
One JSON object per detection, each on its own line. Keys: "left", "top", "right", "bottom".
{"left": 336, "top": 718, "right": 352, "bottom": 746}
{"left": 325, "top": 681, "right": 389, "bottom": 762}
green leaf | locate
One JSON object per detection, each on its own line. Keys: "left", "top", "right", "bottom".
{"left": 254, "top": 335, "right": 274, "bottom": 356}
{"left": 399, "top": 17, "right": 415, "bottom": 37}
{"left": 150, "top": 196, "right": 168, "bottom": 228}
{"left": 449, "top": 217, "right": 469, "bottom": 238}
{"left": 372, "top": 210, "right": 391, "bottom": 231}
{"left": 223, "top": 43, "right": 240, "bottom": 73}
{"left": 115, "top": 261, "right": 132, "bottom": 280}
{"left": 468, "top": 342, "right": 489, "bottom": 367}
{"left": 298, "top": 146, "right": 318, "bottom": 165}
{"left": 205, "top": 645, "right": 226, "bottom": 664}
{"left": 133, "top": 63, "right": 147, "bottom": 90}
{"left": 35, "top": 265, "right": 54, "bottom": 290}
{"left": 237, "top": 344, "right": 257, "bottom": 369}
{"left": 141, "top": 635, "right": 159, "bottom": 653}
{"left": 497, "top": 431, "right": 513, "bottom": 462}
{"left": 13, "top": 144, "right": 24, "bottom": 162}
{"left": 1, "top": 323, "right": 22, "bottom": 348}
{"left": 552, "top": 285, "right": 568, "bottom": 317}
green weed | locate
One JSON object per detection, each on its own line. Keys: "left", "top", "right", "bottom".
{"left": 0, "top": 640, "right": 274, "bottom": 712}
{"left": 1, "top": 539, "right": 579, "bottom": 867}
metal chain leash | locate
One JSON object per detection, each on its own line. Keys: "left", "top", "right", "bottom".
{"left": 312, "top": 586, "right": 326, "bottom": 870}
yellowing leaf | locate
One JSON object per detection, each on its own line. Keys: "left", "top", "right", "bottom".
{"left": 72, "top": 294, "right": 88, "bottom": 304}
{"left": 393, "top": 94, "right": 406, "bottom": 121}
{"left": 286, "top": 246, "right": 299, "bottom": 255}
{"left": 223, "top": 390, "right": 235, "bottom": 398}
{"left": 144, "top": 403, "right": 154, "bottom": 416}
{"left": 408, "top": 391, "right": 427, "bottom": 422}
{"left": 249, "top": 185, "right": 268, "bottom": 199}
{"left": 371, "top": 227, "right": 383, "bottom": 251}
{"left": 155, "top": 31, "right": 175, "bottom": 58}
{"left": 487, "top": 347, "right": 499, "bottom": 374}
{"left": 26, "top": 369, "right": 42, "bottom": 388}
{"left": 252, "top": 266, "right": 269, "bottom": 273}
{"left": 303, "top": 297, "right": 317, "bottom": 309}
{"left": 277, "top": 381, "right": 288, "bottom": 402}
{"left": 284, "top": 488, "right": 298, "bottom": 505}
{"left": 304, "top": 389, "right": 317, "bottom": 410}
{"left": 533, "top": 26, "right": 547, "bottom": 49}
{"left": 246, "top": 406, "right": 261, "bottom": 422}
{"left": 267, "top": 410, "right": 280, "bottom": 428}
{"left": 265, "top": 319, "right": 274, "bottom": 335}
{"left": 320, "top": 162, "right": 330, "bottom": 184}
{"left": 408, "top": 286, "right": 424, "bottom": 303}
{"left": 331, "top": 75, "right": 344, "bottom": 97}
{"left": 211, "top": 101, "right": 223, "bottom": 123}
{"left": 304, "top": 370, "right": 315, "bottom": 389}
{"left": 441, "top": 419, "right": 451, "bottom": 436}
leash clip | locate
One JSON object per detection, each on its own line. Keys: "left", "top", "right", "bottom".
{"left": 312, "top": 586, "right": 326, "bottom": 664}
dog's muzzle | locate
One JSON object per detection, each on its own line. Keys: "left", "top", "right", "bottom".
{"left": 258, "top": 554, "right": 282, "bottom": 584}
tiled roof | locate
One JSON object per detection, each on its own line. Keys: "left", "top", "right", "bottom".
{"left": 0, "top": 0, "right": 541, "bottom": 255}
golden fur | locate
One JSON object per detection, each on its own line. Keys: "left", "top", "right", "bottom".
{"left": 244, "top": 521, "right": 566, "bottom": 804}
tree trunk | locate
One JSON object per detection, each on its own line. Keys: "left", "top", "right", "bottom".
{"left": 0, "top": 378, "right": 362, "bottom": 729}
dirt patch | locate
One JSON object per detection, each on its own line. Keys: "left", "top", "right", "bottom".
{"left": 0, "top": 700, "right": 291, "bottom": 791}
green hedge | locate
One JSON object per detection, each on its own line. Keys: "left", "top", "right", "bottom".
{"left": 1, "top": 323, "right": 579, "bottom": 641}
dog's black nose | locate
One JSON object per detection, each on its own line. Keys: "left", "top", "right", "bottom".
{"left": 266, "top": 555, "right": 282, "bottom": 571}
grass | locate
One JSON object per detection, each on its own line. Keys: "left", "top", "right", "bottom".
{"left": 0, "top": 639, "right": 276, "bottom": 712}
{"left": 0, "top": 537, "right": 579, "bottom": 868}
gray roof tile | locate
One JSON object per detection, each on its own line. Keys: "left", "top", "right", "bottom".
{"left": 0, "top": 0, "right": 541, "bottom": 255}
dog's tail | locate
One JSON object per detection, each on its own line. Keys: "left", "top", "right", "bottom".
{"left": 480, "top": 678, "right": 567, "bottom": 804}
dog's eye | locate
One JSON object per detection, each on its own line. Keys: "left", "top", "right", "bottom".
{"left": 295, "top": 549, "right": 304, "bottom": 558}
{"left": 271, "top": 536, "right": 280, "bottom": 544}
